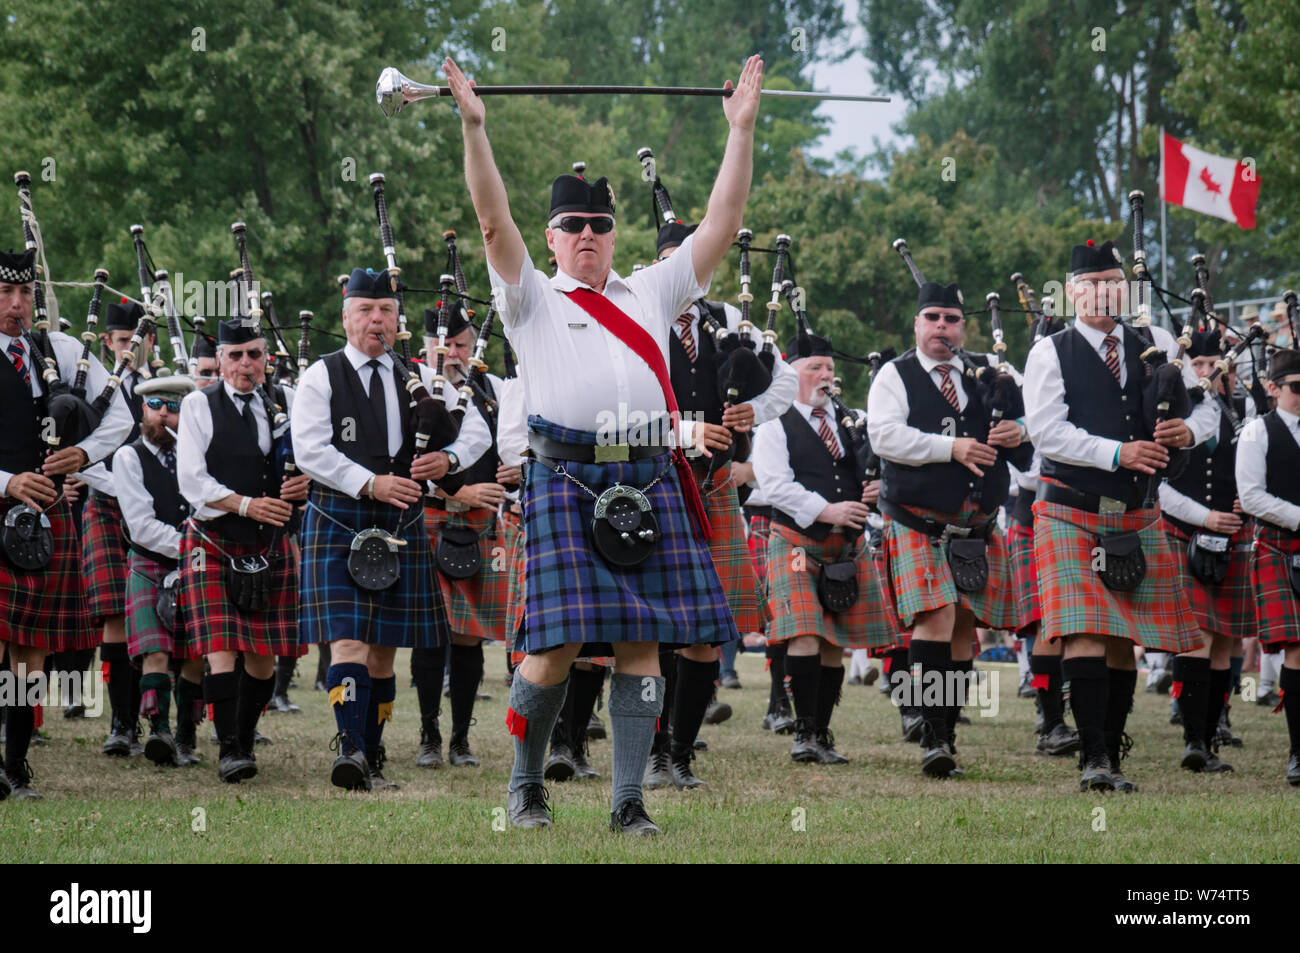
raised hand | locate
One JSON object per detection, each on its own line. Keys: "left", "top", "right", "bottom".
{"left": 443, "top": 57, "right": 485, "bottom": 129}
{"left": 722, "top": 55, "right": 763, "bottom": 132}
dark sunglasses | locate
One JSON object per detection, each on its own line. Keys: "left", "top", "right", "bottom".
{"left": 554, "top": 216, "right": 614, "bottom": 235}
{"left": 144, "top": 397, "right": 181, "bottom": 413}
{"left": 921, "top": 311, "right": 964, "bottom": 325}
{"left": 225, "top": 347, "right": 264, "bottom": 362}
{"left": 1283, "top": 381, "right": 1300, "bottom": 396}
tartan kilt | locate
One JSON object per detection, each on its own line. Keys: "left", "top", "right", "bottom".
{"left": 425, "top": 505, "right": 510, "bottom": 642}
{"left": 1032, "top": 496, "right": 1198, "bottom": 652}
{"left": 299, "top": 486, "right": 447, "bottom": 649}
{"left": 746, "top": 512, "right": 772, "bottom": 629}
{"left": 0, "top": 497, "right": 95, "bottom": 650}
{"left": 882, "top": 502, "right": 1017, "bottom": 630}
{"left": 764, "top": 522, "right": 892, "bottom": 649}
{"left": 1251, "top": 524, "right": 1300, "bottom": 649}
{"left": 501, "top": 506, "right": 525, "bottom": 642}
{"left": 1006, "top": 521, "right": 1042, "bottom": 635}
{"left": 1163, "top": 519, "right": 1255, "bottom": 640}
{"left": 178, "top": 521, "right": 303, "bottom": 658}
{"left": 868, "top": 536, "right": 908, "bottom": 654}
{"left": 125, "top": 553, "right": 190, "bottom": 659}
{"left": 82, "top": 491, "right": 129, "bottom": 622}
{"left": 519, "top": 416, "right": 738, "bottom": 655}
{"left": 702, "top": 467, "right": 767, "bottom": 633}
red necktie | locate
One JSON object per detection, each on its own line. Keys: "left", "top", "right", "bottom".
{"left": 934, "top": 363, "right": 960, "bottom": 411}
{"left": 811, "top": 407, "right": 843, "bottom": 460}
{"left": 675, "top": 314, "right": 696, "bottom": 363}
{"left": 1103, "top": 334, "right": 1122, "bottom": 383}
{"left": 7, "top": 338, "right": 30, "bottom": 387}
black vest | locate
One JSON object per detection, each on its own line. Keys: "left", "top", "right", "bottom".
{"left": 323, "top": 350, "right": 415, "bottom": 480}
{"left": 669, "top": 304, "right": 723, "bottom": 424}
{"left": 879, "top": 350, "right": 1006, "bottom": 513}
{"left": 103, "top": 371, "right": 145, "bottom": 475}
{"left": 128, "top": 439, "right": 189, "bottom": 564}
{"left": 0, "top": 344, "right": 45, "bottom": 476}
{"left": 458, "top": 375, "right": 501, "bottom": 486}
{"left": 772, "top": 406, "right": 865, "bottom": 541}
{"left": 1263, "top": 411, "right": 1300, "bottom": 524}
{"left": 1168, "top": 396, "right": 1241, "bottom": 512}
{"left": 204, "top": 384, "right": 276, "bottom": 545}
{"left": 1039, "top": 325, "right": 1150, "bottom": 502}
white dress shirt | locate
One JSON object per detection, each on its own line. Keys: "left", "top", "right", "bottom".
{"left": 495, "top": 374, "right": 527, "bottom": 468}
{"left": 1023, "top": 320, "right": 1220, "bottom": 472}
{"left": 78, "top": 368, "right": 152, "bottom": 496}
{"left": 487, "top": 232, "right": 710, "bottom": 439}
{"left": 867, "top": 349, "right": 981, "bottom": 467}
{"left": 752, "top": 400, "right": 852, "bottom": 529}
{"left": 114, "top": 436, "right": 183, "bottom": 559}
{"left": 0, "top": 329, "right": 133, "bottom": 498}
{"left": 290, "top": 344, "right": 490, "bottom": 499}
{"left": 1235, "top": 408, "right": 1300, "bottom": 531}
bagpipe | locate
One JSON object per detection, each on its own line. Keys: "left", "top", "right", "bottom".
{"left": 1010, "top": 270, "right": 1063, "bottom": 344}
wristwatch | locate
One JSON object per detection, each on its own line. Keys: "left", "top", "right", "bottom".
{"left": 446, "top": 451, "right": 460, "bottom": 472}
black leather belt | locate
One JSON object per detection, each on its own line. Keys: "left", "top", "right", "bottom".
{"left": 128, "top": 543, "right": 179, "bottom": 571}
{"left": 528, "top": 433, "right": 667, "bottom": 465}
{"left": 743, "top": 504, "right": 772, "bottom": 521}
{"left": 879, "top": 499, "right": 996, "bottom": 541}
{"left": 1009, "top": 490, "right": 1035, "bottom": 528}
{"left": 1039, "top": 482, "right": 1147, "bottom": 515}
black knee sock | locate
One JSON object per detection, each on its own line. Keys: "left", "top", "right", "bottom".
{"left": 909, "top": 640, "right": 952, "bottom": 747}
{"left": 1061, "top": 656, "right": 1109, "bottom": 762}
{"left": 672, "top": 657, "right": 716, "bottom": 749}
{"left": 785, "top": 652, "right": 821, "bottom": 725}
{"left": 315, "top": 642, "right": 331, "bottom": 685}
{"left": 765, "top": 641, "right": 788, "bottom": 714}
{"left": 1104, "top": 667, "right": 1138, "bottom": 768}
{"left": 567, "top": 666, "right": 604, "bottom": 751}
{"left": 236, "top": 669, "right": 275, "bottom": 754}
{"left": 1030, "top": 653, "right": 1065, "bottom": 732}
{"left": 815, "top": 665, "right": 845, "bottom": 733}
{"left": 3, "top": 673, "right": 39, "bottom": 776}
{"left": 410, "top": 645, "right": 447, "bottom": 726}
{"left": 448, "top": 642, "right": 484, "bottom": 739}
{"left": 652, "top": 647, "right": 677, "bottom": 751}
{"left": 1205, "top": 667, "right": 1230, "bottom": 748}
{"left": 1172, "top": 656, "right": 1210, "bottom": 746}
{"left": 175, "top": 676, "right": 203, "bottom": 745}
{"left": 100, "top": 642, "right": 132, "bottom": 730}
{"left": 946, "top": 657, "right": 972, "bottom": 742}
{"left": 551, "top": 664, "right": 575, "bottom": 748}
{"left": 274, "top": 656, "right": 295, "bottom": 697}
{"left": 1281, "top": 667, "right": 1300, "bottom": 755}
{"left": 205, "top": 671, "right": 239, "bottom": 758}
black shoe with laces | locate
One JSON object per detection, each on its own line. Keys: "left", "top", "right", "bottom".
{"left": 416, "top": 718, "right": 443, "bottom": 768}
{"left": 900, "top": 707, "right": 925, "bottom": 744}
{"left": 508, "top": 782, "right": 554, "bottom": 828}
{"left": 328, "top": 732, "right": 371, "bottom": 791}
{"left": 1287, "top": 752, "right": 1300, "bottom": 787}
{"left": 102, "top": 716, "right": 131, "bottom": 757}
{"left": 128, "top": 720, "right": 145, "bottom": 758}
{"left": 571, "top": 742, "right": 600, "bottom": 780}
{"left": 367, "top": 744, "right": 400, "bottom": 790}
{"left": 448, "top": 732, "right": 480, "bottom": 767}
{"left": 545, "top": 743, "right": 577, "bottom": 782}
{"left": 1036, "top": 722, "right": 1081, "bottom": 757}
{"left": 815, "top": 729, "right": 850, "bottom": 765}
{"left": 790, "top": 718, "right": 820, "bottom": 763}
{"left": 644, "top": 734, "right": 673, "bottom": 788}
{"left": 610, "top": 798, "right": 659, "bottom": 835}
{"left": 1079, "top": 751, "right": 1115, "bottom": 792}
{"left": 670, "top": 741, "right": 707, "bottom": 788}
{"left": 1108, "top": 732, "right": 1138, "bottom": 793}
{"left": 4, "top": 760, "right": 42, "bottom": 800}
{"left": 144, "top": 729, "right": 179, "bottom": 767}
{"left": 703, "top": 698, "right": 732, "bottom": 725}
{"left": 217, "top": 742, "right": 257, "bottom": 784}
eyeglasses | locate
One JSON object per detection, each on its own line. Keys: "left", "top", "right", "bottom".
{"left": 554, "top": 216, "right": 614, "bottom": 235}
{"left": 921, "top": 311, "right": 964, "bottom": 325}
{"left": 225, "top": 347, "right": 264, "bottom": 362}
{"left": 144, "top": 397, "right": 181, "bottom": 413}
{"left": 1283, "top": 381, "right": 1300, "bottom": 396}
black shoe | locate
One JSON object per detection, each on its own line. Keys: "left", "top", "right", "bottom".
{"left": 693, "top": 738, "right": 708, "bottom": 751}
{"left": 448, "top": 733, "right": 480, "bottom": 767}
{"left": 572, "top": 744, "right": 600, "bottom": 780}
{"left": 1155, "top": 671, "right": 1173, "bottom": 695}
{"left": 1169, "top": 708, "right": 1183, "bottom": 725}
{"left": 610, "top": 798, "right": 659, "bottom": 836}
{"left": 175, "top": 740, "right": 201, "bottom": 767}
{"left": 544, "top": 744, "right": 577, "bottom": 782}
{"left": 587, "top": 713, "right": 606, "bottom": 741}
{"left": 1108, "top": 733, "right": 1138, "bottom": 792}
{"left": 268, "top": 693, "right": 300, "bottom": 714}
{"left": 1180, "top": 741, "right": 1209, "bottom": 773}
{"left": 670, "top": 742, "right": 707, "bottom": 788}
{"left": 476, "top": 689, "right": 493, "bottom": 701}
{"left": 416, "top": 721, "right": 443, "bottom": 768}
{"left": 1204, "top": 752, "right": 1234, "bottom": 773}
{"left": 720, "top": 673, "right": 741, "bottom": 690}
{"left": 1017, "top": 675, "right": 1036, "bottom": 699}
{"left": 762, "top": 710, "right": 795, "bottom": 734}
{"left": 367, "top": 763, "right": 399, "bottom": 790}
{"left": 816, "top": 729, "right": 850, "bottom": 765}
{"left": 1257, "top": 690, "right": 1281, "bottom": 708}
{"left": 956, "top": 713, "right": 971, "bottom": 725}
{"left": 900, "top": 708, "right": 925, "bottom": 744}
{"left": 329, "top": 751, "right": 371, "bottom": 791}
{"left": 1287, "top": 752, "right": 1300, "bottom": 787}
{"left": 3, "top": 760, "right": 41, "bottom": 800}
{"left": 921, "top": 744, "right": 957, "bottom": 778}
{"left": 703, "top": 699, "right": 732, "bottom": 725}
{"left": 1036, "top": 723, "right": 1081, "bottom": 757}
{"left": 102, "top": 720, "right": 131, "bottom": 757}
{"left": 790, "top": 719, "right": 821, "bottom": 763}
{"left": 63, "top": 703, "right": 86, "bottom": 719}
{"left": 313, "top": 678, "right": 326, "bottom": 692}
{"left": 508, "top": 783, "right": 554, "bottom": 829}
{"left": 254, "top": 729, "right": 272, "bottom": 745}
{"left": 644, "top": 743, "right": 673, "bottom": 788}
{"left": 218, "top": 748, "right": 258, "bottom": 784}
{"left": 128, "top": 721, "right": 144, "bottom": 758}
{"left": 144, "top": 730, "right": 179, "bottom": 767}
{"left": 1079, "top": 753, "right": 1114, "bottom": 792}
{"left": 1214, "top": 721, "right": 1243, "bottom": 749}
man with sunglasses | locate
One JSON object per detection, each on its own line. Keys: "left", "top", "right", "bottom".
{"left": 115, "top": 375, "right": 205, "bottom": 767}
{"left": 293, "top": 268, "right": 488, "bottom": 792}
{"left": 0, "top": 248, "right": 133, "bottom": 801}
{"left": 191, "top": 333, "right": 219, "bottom": 388}
{"left": 868, "top": 280, "right": 1030, "bottom": 778}
{"left": 444, "top": 53, "right": 762, "bottom": 834}
{"left": 176, "top": 320, "right": 309, "bottom": 783}
{"left": 1023, "top": 239, "right": 1217, "bottom": 793}
{"left": 1235, "top": 347, "right": 1300, "bottom": 785}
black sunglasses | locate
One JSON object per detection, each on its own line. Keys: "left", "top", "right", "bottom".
{"left": 1283, "top": 381, "right": 1300, "bottom": 396}
{"left": 921, "top": 311, "right": 964, "bottom": 325}
{"left": 225, "top": 347, "right": 265, "bottom": 362}
{"left": 144, "top": 397, "right": 181, "bottom": 413}
{"left": 554, "top": 216, "right": 614, "bottom": 235}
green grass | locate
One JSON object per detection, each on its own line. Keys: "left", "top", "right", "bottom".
{"left": 2, "top": 653, "right": 1296, "bottom": 863}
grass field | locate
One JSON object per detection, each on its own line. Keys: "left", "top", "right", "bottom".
{"left": 2, "top": 651, "right": 1296, "bottom": 863}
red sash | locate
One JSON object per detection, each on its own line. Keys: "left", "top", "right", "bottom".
{"left": 563, "top": 287, "right": 712, "bottom": 542}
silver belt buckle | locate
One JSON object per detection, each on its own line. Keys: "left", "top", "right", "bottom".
{"left": 593, "top": 443, "right": 631, "bottom": 464}
{"left": 939, "top": 524, "right": 970, "bottom": 544}
{"left": 1098, "top": 496, "right": 1127, "bottom": 515}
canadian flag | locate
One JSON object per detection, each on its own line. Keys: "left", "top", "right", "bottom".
{"left": 1160, "top": 131, "right": 1259, "bottom": 229}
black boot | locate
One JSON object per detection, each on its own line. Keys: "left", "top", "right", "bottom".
{"left": 790, "top": 716, "right": 821, "bottom": 763}
{"left": 910, "top": 640, "right": 954, "bottom": 777}
{"left": 269, "top": 656, "right": 300, "bottom": 713}
{"left": 447, "top": 642, "right": 483, "bottom": 767}
{"left": 1062, "top": 656, "right": 1113, "bottom": 791}
{"left": 670, "top": 739, "right": 706, "bottom": 788}
{"left": 1172, "top": 656, "right": 1211, "bottom": 772}
{"left": 100, "top": 643, "right": 133, "bottom": 756}
{"left": 174, "top": 677, "right": 203, "bottom": 766}
{"left": 644, "top": 730, "right": 673, "bottom": 786}
{"left": 1104, "top": 667, "right": 1138, "bottom": 793}
{"left": 815, "top": 665, "right": 849, "bottom": 764}
{"left": 411, "top": 646, "right": 446, "bottom": 767}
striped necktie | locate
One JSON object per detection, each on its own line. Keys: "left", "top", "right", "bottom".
{"left": 7, "top": 338, "right": 30, "bottom": 387}
{"left": 1102, "top": 334, "right": 1122, "bottom": 383}
{"left": 810, "top": 407, "right": 843, "bottom": 460}
{"left": 934, "top": 363, "right": 960, "bottom": 411}
{"left": 676, "top": 314, "right": 697, "bottom": 363}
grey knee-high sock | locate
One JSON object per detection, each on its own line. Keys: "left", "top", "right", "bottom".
{"left": 609, "top": 672, "right": 665, "bottom": 812}
{"left": 506, "top": 671, "right": 569, "bottom": 792}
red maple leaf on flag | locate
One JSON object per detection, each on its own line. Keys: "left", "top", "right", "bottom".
{"left": 1199, "top": 166, "right": 1222, "bottom": 195}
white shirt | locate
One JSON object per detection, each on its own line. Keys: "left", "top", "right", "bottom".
{"left": 752, "top": 400, "right": 854, "bottom": 529}
{"left": 1024, "top": 320, "right": 1220, "bottom": 472}
{"left": 1235, "top": 408, "right": 1300, "bottom": 532}
{"left": 495, "top": 374, "right": 527, "bottom": 468}
{"left": 488, "top": 232, "right": 711, "bottom": 438}
{"left": 0, "top": 329, "right": 133, "bottom": 498}
{"left": 290, "top": 346, "right": 490, "bottom": 499}
{"left": 114, "top": 436, "right": 183, "bottom": 559}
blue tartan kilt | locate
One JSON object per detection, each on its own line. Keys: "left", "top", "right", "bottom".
{"left": 519, "top": 415, "right": 739, "bottom": 655}
{"left": 298, "top": 485, "right": 448, "bottom": 649}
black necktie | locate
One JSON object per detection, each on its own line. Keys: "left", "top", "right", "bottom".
{"left": 161, "top": 446, "right": 177, "bottom": 476}
{"left": 366, "top": 359, "right": 388, "bottom": 431}
{"left": 235, "top": 392, "right": 259, "bottom": 444}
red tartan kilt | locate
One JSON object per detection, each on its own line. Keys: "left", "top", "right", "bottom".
{"left": 0, "top": 497, "right": 95, "bottom": 650}
{"left": 1006, "top": 521, "right": 1042, "bottom": 634}
{"left": 869, "top": 541, "right": 907, "bottom": 647}
{"left": 177, "top": 522, "right": 303, "bottom": 658}
{"left": 1163, "top": 519, "right": 1254, "bottom": 640}
{"left": 703, "top": 468, "right": 767, "bottom": 633}
{"left": 425, "top": 505, "right": 511, "bottom": 641}
{"left": 1251, "top": 525, "right": 1300, "bottom": 649}
{"left": 82, "top": 492, "right": 130, "bottom": 622}
{"left": 747, "top": 513, "right": 771, "bottom": 582}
